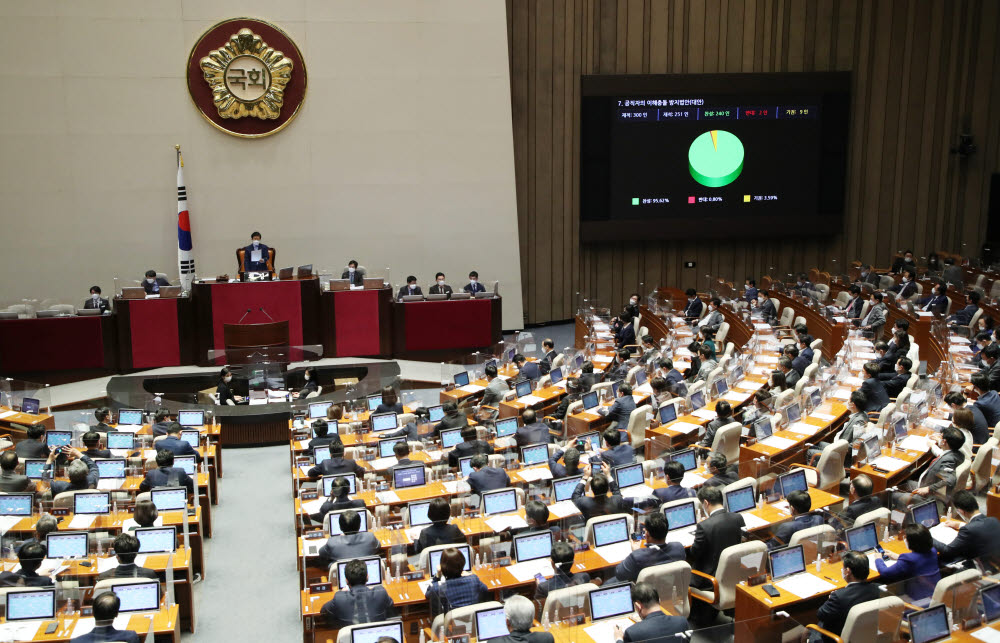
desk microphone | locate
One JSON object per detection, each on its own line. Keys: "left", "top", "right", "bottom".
{"left": 259, "top": 306, "right": 275, "bottom": 321}
{"left": 238, "top": 308, "right": 252, "bottom": 324}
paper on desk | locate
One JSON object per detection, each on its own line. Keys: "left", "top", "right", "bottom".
{"left": 0, "top": 516, "right": 22, "bottom": 533}
{"left": 756, "top": 355, "right": 779, "bottom": 364}
{"left": 547, "top": 500, "right": 579, "bottom": 519}
{"left": 0, "top": 621, "right": 49, "bottom": 641}
{"left": 485, "top": 515, "right": 528, "bottom": 532}
{"left": 117, "top": 424, "right": 142, "bottom": 433}
{"left": 869, "top": 456, "right": 909, "bottom": 471}
{"left": 916, "top": 312, "right": 935, "bottom": 319}
{"left": 593, "top": 323, "right": 610, "bottom": 331}
{"left": 517, "top": 467, "right": 553, "bottom": 482}
{"left": 692, "top": 409, "right": 717, "bottom": 421}
{"left": 68, "top": 515, "right": 96, "bottom": 529}
{"left": 620, "top": 484, "right": 655, "bottom": 499}
{"left": 675, "top": 348, "right": 693, "bottom": 357}
{"left": 518, "top": 395, "right": 544, "bottom": 406}
{"left": 735, "top": 380, "right": 766, "bottom": 392}
{"left": 423, "top": 450, "right": 444, "bottom": 462}
{"left": 634, "top": 383, "right": 654, "bottom": 395}
{"left": 775, "top": 572, "right": 835, "bottom": 598}
{"left": 97, "top": 557, "right": 119, "bottom": 573}
{"left": 787, "top": 422, "right": 821, "bottom": 436}
{"left": 898, "top": 436, "right": 931, "bottom": 452}
{"left": 970, "top": 627, "right": 1000, "bottom": 643}
{"left": 682, "top": 472, "right": 708, "bottom": 487}
{"left": 830, "top": 388, "right": 852, "bottom": 400}
{"left": 405, "top": 526, "right": 426, "bottom": 541}
{"left": 0, "top": 411, "right": 17, "bottom": 419}
{"left": 442, "top": 480, "right": 468, "bottom": 494}
{"left": 584, "top": 616, "right": 636, "bottom": 643}
{"left": 376, "top": 491, "right": 400, "bottom": 503}
{"left": 98, "top": 478, "right": 124, "bottom": 490}
{"left": 594, "top": 541, "right": 633, "bottom": 564}
{"left": 753, "top": 323, "right": 772, "bottom": 330}
{"left": 809, "top": 412, "right": 837, "bottom": 422}
{"left": 416, "top": 579, "right": 432, "bottom": 596}
{"left": 669, "top": 528, "right": 696, "bottom": 548}
{"left": 370, "top": 456, "right": 398, "bottom": 471}
{"left": 842, "top": 376, "right": 864, "bottom": 387}
{"left": 950, "top": 345, "right": 974, "bottom": 354}
{"left": 554, "top": 380, "right": 568, "bottom": 389}
{"left": 929, "top": 524, "right": 959, "bottom": 545}
{"left": 674, "top": 361, "right": 691, "bottom": 371}
{"left": 854, "top": 352, "right": 878, "bottom": 360}
{"left": 925, "top": 418, "right": 952, "bottom": 429}
{"left": 459, "top": 384, "right": 485, "bottom": 393}
{"left": 740, "top": 512, "right": 770, "bottom": 530}
{"left": 593, "top": 356, "right": 613, "bottom": 364}
{"left": 298, "top": 465, "right": 312, "bottom": 477}
{"left": 71, "top": 617, "right": 97, "bottom": 639}
{"left": 759, "top": 436, "right": 796, "bottom": 450}
{"left": 507, "top": 559, "right": 554, "bottom": 582}
{"left": 722, "top": 391, "right": 751, "bottom": 404}
{"left": 301, "top": 498, "right": 326, "bottom": 514}
{"left": 669, "top": 422, "right": 702, "bottom": 435}
{"left": 833, "top": 316, "right": 848, "bottom": 323}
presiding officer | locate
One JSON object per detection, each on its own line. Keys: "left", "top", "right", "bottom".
{"left": 242, "top": 231, "right": 271, "bottom": 272}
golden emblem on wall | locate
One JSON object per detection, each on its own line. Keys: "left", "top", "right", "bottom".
{"left": 199, "top": 28, "right": 293, "bottom": 120}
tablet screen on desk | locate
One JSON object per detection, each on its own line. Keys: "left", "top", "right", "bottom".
{"left": 777, "top": 469, "right": 808, "bottom": 498}
{"left": 107, "top": 432, "right": 135, "bottom": 450}
{"left": 96, "top": 459, "right": 126, "bottom": 479}
{"left": 351, "top": 622, "right": 404, "bottom": 643}
{"left": 454, "top": 371, "right": 470, "bottom": 387}
{"left": 337, "top": 556, "right": 382, "bottom": 590}
{"left": 724, "top": 486, "right": 755, "bottom": 514}
{"left": 323, "top": 474, "right": 356, "bottom": 496}
{"left": 23, "top": 460, "right": 45, "bottom": 480}
{"left": 911, "top": 500, "right": 939, "bottom": 528}
{"left": 664, "top": 501, "right": 697, "bottom": 531}
{"left": 582, "top": 391, "right": 599, "bottom": 411}
{"left": 553, "top": 476, "right": 582, "bottom": 502}
{"left": 393, "top": 465, "right": 425, "bottom": 489}
{"left": 754, "top": 417, "right": 773, "bottom": 440}
{"left": 327, "top": 509, "right": 368, "bottom": 536}
{"left": 714, "top": 378, "right": 728, "bottom": 396}
{"left": 378, "top": 437, "right": 405, "bottom": 458}
{"left": 74, "top": 492, "right": 110, "bottom": 515}
{"left": 659, "top": 403, "right": 677, "bottom": 424}
{"left": 593, "top": 517, "right": 628, "bottom": 547}
{"left": 113, "top": 580, "right": 160, "bottom": 612}
{"left": 312, "top": 446, "right": 331, "bottom": 465}
{"left": 135, "top": 527, "right": 177, "bottom": 553}
{"left": 550, "top": 367, "right": 563, "bottom": 384}
{"left": 5, "top": 589, "right": 54, "bottom": 621}
{"left": 370, "top": 413, "right": 397, "bottom": 432}
{"left": 635, "top": 369, "right": 647, "bottom": 386}
{"left": 482, "top": 489, "right": 517, "bottom": 516}
{"left": 614, "top": 463, "right": 644, "bottom": 489}
{"left": 180, "top": 430, "right": 200, "bottom": 449}
{"left": 117, "top": 409, "right": 143, "bottom": 426}
{"left": 441, "top": 429, "right": 464, "bottom": 449}
{"left": 520, "top": 444, "right": 548, "bottom": 467}
{"left": 589, "top": 584, "right": 634, "bottom": 621}
{"left": 907, "top": 605, "right": 951, "bottom": 643}
{"left": 46, "top": 532, "right": 88, "bottom": 559}
{"left": 981, "top": 584, "right": 1000, "bottom": 623}
{"left": 515, "top": 380, "right": 532, "bottom": 398}
{"left": 429, "top": 545, "right": 471, "bottom": 576}
{"left": 0, "top": 494, "right": 32, "bottom": 516}
{"left": 428, "top": 405, "right": 445, "bottom": 422}
{"left": 668, "top": 448, "right": 697, "bottom": 472}
{"left": 458, "top": 457, "right": 474, "bottom": 479}
{"left": 578, "top": 431, "right": 601, "bottom": 452}
{"left": 475, "top": 607, "right": 510, "bottom": 641}
{"left": 407, "top": 501, "right": 431, "bottom": 527}
{"left": 689, "top": 391, "right": 706, "bottom": 410}
{"left": 845, "top": 522, "right": 878, "bottom": 553}
{"left": 784, "top": 402, "right": 802, "bottom": 424}
{"left": 769, "top": 545, "right": 806, "bottom": 580}
{"left": 178, "top": 410, "right": 204, "bottom": 427}
{"left": 150, "top": 487, "right": 187, "bottom": 511}
{"left": 174, "top": 456, "right": 196, "bottom": 475}
{"left": 495, "top": 417, "right": 518, "bottom": 438}
{"left": 308, "top": 402, "right": 332, "bottom": 420}
{"left": 513, "top": 530, "right": 553, "bottom": 563}
{"left": 21, "top": 398, "right": 39, "bottom": 415}
{"left": 366, "top": 394, "right": 382, "bottom": 411}
{"left": 45, "top": 431, "right": 72, "bottom": 448}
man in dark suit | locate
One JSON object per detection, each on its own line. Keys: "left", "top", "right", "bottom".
{"left": 702, "top": 453, "right": 738, "bottom": 488}
{"left": 15, "top": 542, "right": 52, "bottom": 586}
{"left": 434, "top": 402, "right": 468, "bottom": 437}
{"left": 949, "top": 291, "right": 981, "bottom": 327}
{"left": 386, "top": 441, "right": 419, "bottom": 478}
{"left": 602, "top": 383, "right": 637, "bottom": 431}
{"left": 513, "top": 354, "right": 541, "bottom": 381}
{"left": 44, "top": 449, "right": 99, "bottom": 496}
{"left": 150, "top": 409, "right": 172, "bottom": 437}
{"left": 414, "top": 498, "right": 467, "bottom": 553}
{"left": 321, "top": 558, "right": 396, "bottom": 628}
{"left": 811, "top": 552, "right": 881, "bottom": 642}
{"left": 917, "top": 282, "right": 949, "bottom": 315}
{"left": 98, "top": 533, "right": 159, "bottom": 580}
{"left": 580, "top": 362, "right": 599, "bottom": 392}
{"left": 138, "top": 450, "right": 194, "bottom": 497}
{"left": 681, "top": 288, "right": 703, "bottom": 321}
{"left": 896, "top": 427, "right": 966, "bottom": 508}
{"left": 467, "top": 454, "right": 509, "bottom": 494}
{"left": 613, "top": 513, "right": 685, "bottom": 583}
{"left": 933, "top": 490, "right": 1000, "bottom": 563}
{"left": 878, "top": 357, "right": 912, "bottom": 397}
{"left": 688, "top": 486, "right": 745, "bottom": 601}
{"left": 778, "top": 357, "right": 800, "bottom": 390}
{"left": 463, "top": 270, "right": 487, "bottom": 294}
{"left": 653, "top": 461, "right": 697, "bottom": 504}
{"left": 514, "top": 409, "right": 551, "bottom": 446}
{"left": 891, "top": 250, "right": 916, "bottom": 274}
{"left": 307, "top": 443, "right": 364, "bottom": 480}
{"left": 698, "top": 401, "right": 734, "bottom": 452}
{"left": 616, "top": 319, "right": 636, "bottom": 350}
{"left": 15, "top": 424, "right": 49, "bottom": 459}
{"left": 241, "top": 231, "right": 270, "bottom": 272}
{"left": 310, "top": 477, "right": 365, "bottom": 524}
{"left": 81, "top": 431, "right": 112, "bottom": 459}
{"left": 552, "top": 378, "right": 583, "bottom": 421}
{"left": 858, "top": 264, "right": 880, "bottom": 288}
{"left": 614, "top": 583, "right": 689, "bottom": 643}
{"left": 492, "top": 595, "right": 557, "bottom": 643}
{"left": 840, "top": 475, "right": 880, "bottom": 523}
{"left": 600, "top": 427, "right": 635, "bottom": 467}
{"left": 317, "top": 510, "right": 380, "bottom": 568}
{"left": 756, "top": 290, "right": 777, "bottom": 323}
{"left": 744, "top": 278, "right": 759, "bottom": 304}
{"left": 141, "top": 269, "right": 171, "bottom": 294}
{"left": 789, "top": 345, "right": 810, "bottom": 376}
{"left": 844, "top": 285, "right": 865, "bottom": 319}
{"left": 972, "top": 373, "right": 1000, "bottom": 426}
{"left": 93, "top": 407, "right": 114, "bottom": 433}
{"left": 447, "top": 426, "right": 493, "bottom": 468}
{"left": 341, "top": 259, "right": 364, "bottom": 286}
{"left": 479, "top": 364, "right": 511, "bottom": 410}
{"left": 768, "top": 490, "right": 825, "bottom": 549}
{"left": 429, "top": 272, "right": 453, "bottom": 296}
{"left": 944, "top": 391, "right": 990, "bottom": 445}
{"left": 859, "top": 362, "right": 890, "bottom": 412}
{"left": 84, "top": 285, "right": 110, "bottom": 313}
{"left": 548, "top": 446, "right": 584, "bottom": 479}
{"left": 0, "top": 450, "right": 34, "bottom": 492}
{"left": 978, "top": 344, "right": 1000, "bottom": 390}
{"left": 73, "top": 592, "right": 141, "bottom": 643}
{"left": 571, "top": 471, "right": 631, "bottom": 521}
{"left": 157, "top": 423, "right": 202, "bottom": 463}
{"left": 307, "top": 419, "right": 342, "bottom": 450}
{"left": 942, "top": 257, "right": 964, "bottom": 288}
{"left": 538, "top": 338, "right": 558, "bottom": 374}
{"left": 397, "top": 275, "right": 423, "bottom": 300}
{"left": 889, "top": 269, "right": 918, "bottom": 301}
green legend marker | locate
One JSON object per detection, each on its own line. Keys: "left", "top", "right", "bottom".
{"left": 632, "top": 197, "right": 640, "bottom": 205}
{"left": 688, "top": 130, "right": 744, "bottom": 188}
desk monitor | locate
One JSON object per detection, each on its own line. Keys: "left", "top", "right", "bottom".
{"left": 495, "top": 417, "right": 518, "bottom": 438}
{"left": 458, "top": 456, "right": 474, "bottom": 479}
{"left": 589, "top": 584, "right": 634, "bottom": 622}
{"left": 366, "top": 394, "right": 383, "bottom": 411}
{"left": 21, "top": 398, "right": 40, "bottom": 415}
{"left": 611, "top": 380, "right": 621, "bottom": 399}
{"left": 658, "top": 403, "right": 678, "bottom": 424}
{"left": 911, "top": 500, "right": 940, "bottom": 528}
{"left": 95, "top": 459, "right": 126, "bottom": 479}
{"left": 112, "top": 580, "right": 160, "bottom": 613}
{"left": 689, "top": 390, "right": 706, "bottom": 411}
{"left": 635, "top": 369, "right": 647, "bottom": 386}
{"left": 327, "top": 509, "right": 369, "bottom": 536}
{"left": 907, "top": 605, "right": 951, "bottom": 643}
{"left": 337, "top": 556, "right": 382, "bottom": 590}
{"left": 664, "top": 500, "right": 698, "bottom": 532}
{"left": 892, "top": 415, "right": 908, "bottom": 440}
{"left": 407, "top": 501, "right": 432, "bottom": 527}
{"left": 135, "top": 526, "right": 177, "bottom": 553}
{"left": 668, "top": 448, "right": 697, "bottom": 472}
{"left": 350, "top": 622, "right": 405, "bottom": 643}
{"left": 441, "top": 429, "right": 464, "bottom": 449}
{"left": 593, "top": 516, "right": 629, "bottom": 547}
{"left": 428, "top": 405, "right": 445, "bottom": 422}
{"left": 482, "top": 489, "right": 518, "bottom": 516}
{"left": 312, "top": 446, "right": 331, "bottom": 465}
{"left": 575, "top": 354, "right": 584, "bottom": 369}
{"left": 553, "top": 475, "right": 583, "bottom": 502}
{"left": 429, "top": 545, "right": 471, "bottom": 576}
{"left": 45, "top": 431, "right": 72, "bottom": 449}
{"left": 578, "top": 431, "right": 601, "bottom": 452}
{"left": 777, "top": 469, "right": 808, "bottom": 498}
{"left": 180, "top": 430, "right": 200, "bottom": 450}
{"left": 323, "top": 474, "right": 357, "bottom": 496}
{"left": 714, "top": 378, "right": 729, "bottom": 397}
{"left": 23, "top": 460, "right": 45, "bottom": 480}
{"left": 174, "top": 456, "right": 197, "bottom": 475}
{"left": 312, "top": 420, "right": 337, "bottom": 438}
{"left": 731, "top": 365, "right": 745, "bottom": 383}
{"left": 121, "top": 287, "right": 146, "bottom": 300}
{"left": 0, "top": 494, "right": 32, "bottom": 516}
{"left": 277, "top": 266, "right": 294, "bottom": 280}
{"left": 158, "top": 286, "right": 181, "bottom": 298}
{"left": 370, "top": 413, "right": 397, "bottom": 433}
{"left": 454, "top": 371, "right": 470, "bottom": 387}
{"left": 46, "top": 531, "right": 88, "bottom": 559}
{"left": 475, "top": 606, "right": 510, "bottom": 642}
{"left": 981, "top": 584, "right": 1000, "bottom": 623}
{"left": 582, "top": 391, "right": 600, "bottom": 411}
{"left": 520, "top": 444, "right": 548, "bottom": 467}
{"left": 785, "top": 402, "right": 802, "bottom": 424}
{"left": 378, "top": 437, "right": 406, "bottom": 459}
{"left": 550, "top": 367, "right": 563, "bottom": 384}
{"left": 515, "top": 379, "right": 532, "bottom": 398}
{"left": 5, "top": 589, "right": 55, "bottom": 622}
{"left": 117, "top": 409, "right": 143, "bottom": 426}
{"left": 809, "top": 388, "right": 822, "bottom": 408}
{"left": 769, "top": 544, "right": 806, "bottom": 580}
{"left": 177, "top": 410, "right": 204, "bottom": 427}
{"left": 329, "top": 279, "right": 350, "bottom": 291}
{"left": 724, "top": 485, "right": 756, "bottom": 514}
{"left": 393, "top": 464, "right": 425, "bottom": 490}
{"left": 863, "top": 435, "right": 881, "bottom": 461}
{"left": 150, "top": 487, "right": 187, "bottom": 511}
{"left": 308, "top": 402, "right": 332, "bottom": 420}
{"left": 513, "top": 530, "right": 553, "bottom": 563}
{"left": 614, "top": 463, "right": 645, "bottom": 490}
{"left": 673, "top": 381, "right": 688, "bottom": 398}
{"left": 754, "top": 417, "right": 773, "bottom": 440}
{"left": 845, "top": 522, "right": 879, "bottom": 553}
{"left": 297, "top": 264, "right": 313, "bottom": 279}
{"left": 107, "top": 432, "right": 135, "bottom": 451}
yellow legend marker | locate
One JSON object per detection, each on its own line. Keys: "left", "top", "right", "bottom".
{"left": 743, "top": 194, "right": 751, "bottom": 202}
{"left": 711, "top": 130, "right": 718, "bottom": 150}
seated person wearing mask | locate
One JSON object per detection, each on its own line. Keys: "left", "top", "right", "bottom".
{"left": 85, "top": 286, "right": 110, "bottom": 313}
{"left": 142, "top": 270, "right": 170, "bottom": 294}
{"left": 429, "top": 272, "right": 453, "bottom": 296}
{"left": 397, "top": 275, "right": 423, "bottom": 300}
{"left": 464, "top": 270, "right": 487, "bottom": 294}
{"left": 74, "top": 592, "right": 141, "bottom": 643}
{"left": 341, "top": 259, "right": 364, "bottom": 286}
{"left": 321, "top": 558, "right": 396, "bottom": 628}
{"left": 242, "top": 231, "right": 271, "bottom": 273}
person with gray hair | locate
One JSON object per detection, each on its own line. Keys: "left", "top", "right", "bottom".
{"left": 18, "top": 513, "right": 58, "bottom": 555}
{"left": 490, "top": 594, "right": 554, "bottom": 643}
{"left": 43, "top": 447, "right": 98, "bottom": 496}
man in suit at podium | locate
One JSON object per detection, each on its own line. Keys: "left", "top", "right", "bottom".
{"left": 464, "top": 271, "right": 487, "bottom": 294}
{"left": 429, "top": 272, "right": 453, "bottom": 296}
{"left": 84, "top": 286, "right": 110, "bottom": 313}
{"left": 341, "top": 260, "right": 364, "bottom": 286}
{"left": 398, "top": 276, "right": 423, "bottom": 300}
{"left": 242, "top": 231, "right": 270, "bottom": 272}
{"left": 142, "top": 270, "right": 170, "bottom": 294}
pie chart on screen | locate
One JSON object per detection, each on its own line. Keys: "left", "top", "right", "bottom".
{"left": 688, "top": 130, "right": 744, "bottom": 188}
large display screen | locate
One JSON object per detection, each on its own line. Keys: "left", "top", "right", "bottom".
{"left": 581, "top": 72, "right": 850, "bottom": 241}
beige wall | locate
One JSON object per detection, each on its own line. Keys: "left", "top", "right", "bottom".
{"left": 0, "top": 0, "right": 524, "bottom": 329}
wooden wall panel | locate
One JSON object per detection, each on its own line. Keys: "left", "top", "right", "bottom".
{"left": 508, "top": 0, "right": 1000, "bottom": 324}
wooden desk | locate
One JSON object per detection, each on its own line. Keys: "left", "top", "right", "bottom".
{"left": 115, "top": 296, "right": 197, "bottom": 369}
{"left": 0, "top": 406, "right": 55, "bottom": 432}
{"left": 6, "top": 605, "right": 181, "bottom": 643}
{"left": 321, "top": 287, "right": 393, "bottom": 358}
{"left": 392, "top": 297, "right": 503, "bottom": 361}
{"left": 499, "top": 385, "right": 567, "bottom": 418}
{"left": 738, "top": 403, "right": 847, "bottom": 479}
{"left": 771, "top": 293, "right": 847, "bottom": 361}
{"left": 0, "top": 315, "right": 118, "bottom": 375}
{"left": 849, "top": 430, "right": 935, "bottom": 493}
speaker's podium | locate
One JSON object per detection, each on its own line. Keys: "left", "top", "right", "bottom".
{"left": 223, "top": 321, "right": 290, "bottom": 349}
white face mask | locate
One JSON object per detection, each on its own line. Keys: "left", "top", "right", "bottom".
{"left": 408, "top": 284, "right": 416, "bottom": 290}
{"left": 630, "top": 298, "right": 638, "bottom": 305}
{"left": 901, "top": 277, "right": 909, "bottom": 283}
{"left": 91, "top": 293, "right": 99, "bottom": 300}
{"left": 252, "top": 240, "right": 260, "bottom": 247}
{"left": 757, "top": 296, "right": 764, "bottom": 302}
{"left": 437, "top": 280, "right": 445, "bottom": 286}
{"left": 304, "top": 373, "right": 310, "bottom": 381}
{"left": 224, "top": 375, "right": 232, "bottom": 383}
{"left": 146, "top": 278, "right": 154, "bottom": 284}
{"left": 745, "top": 284, "right": 751, "bottom": 290}
{"left": 470, "top": 278, "right": 477, "bottom": 284}
{"left": 349, "top": 267, "right": 355, "bottom": 273}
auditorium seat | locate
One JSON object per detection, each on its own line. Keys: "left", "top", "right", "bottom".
{"left": 541, "top": 583, "right": 598, "bottom": 624}
{"left": 806, "top": 596, "right": 904, "bottom": 643}
{"left": 637, "top": 561, "right": 691, "bottom": 618}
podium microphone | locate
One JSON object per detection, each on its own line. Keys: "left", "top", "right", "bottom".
{"left": 259, "top": 306, "right": 275, "bottom": 321}
{"left": 238, "top": 308, "right": 252, "bottom": 324}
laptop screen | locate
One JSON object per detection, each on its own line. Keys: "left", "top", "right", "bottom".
{"left": 313, "top": 446, "right": 331, "bottom": 465}
{"left": 327, "top": 510, "right": 368, "bottom": 536}
{"left": 378, "top": 437, "right": 405, "bottom": 458}
{"left": 180, "top": 430, "right": 200, "bottom": 449}
{"left": 724, "top": 486, "right": 756, "bottom": 513}
{"left": 908, "top": 605, "right": 951, "bottom": 643}
{"left": 611, "top": 381, "right": 621, "bottom": 398}
{"left": 117, "top": 409, "right": 143, "bottom": 426}
{"left": 150, "top": 487, "right": 187, "bottom": 511}
{"left": 553, "top": 476, "right": 583, "bottom": 502}
{"left": 911, "top": 500, "right": 940, "bottom": 528}
{"left": 23, "top": 460, "right": 45, "bottom": 480}
{"left": 668, "top": 448, "right": 697, "bottom": 472}
{"left": 482, "top": 489, "right": 517, "bottom": 515}
{"left": 366, "top": 395, "right": 383, "bottom": 411}
{"left": 428, "top": 405, "right": 445, "bottom": 422}
{"left": 614, "top": 463, "right": 644, "bottom": 489}
{"left": 393, "top": 465, "right": 425, "bottom": 489}
{"left": 520, "top": 444, "right": 548, "bottom": 466}
{"left": 458, "top": 457, "right": 474, "bottom": 479}
{"left": 337, "top": 556, "right": 382, "bottom": 590}
{"left": 731, "top": 365, "right": 744, "bottom": 382}
{"left": 864, "top": 436, "right": 881, "bottom": 460}
{"left": 5, "top": 589, "right": 55, "bottom": 621}
{"left": 475, "top": 607, "right": 510, "bottom": 642}
{"left": 96, "top": 459, "right": 126, "bottom": 479}
{"left": 308, "top": 402, "right": 332, "bottom": 420}
{"left": 351, "top": 622, "right": 405, "bottom": 643}
{"left": 74, "top": 492, "right": 110, "bottom": 515}
{"left": 0, "top": 494, "right": 32, "bottom": 516}
{"left": 578, "top": 431, "right": 601, "bottom": 452}
{"left": 982, "top": 584, "right": 1000, "bottom": 622}
{"left": 778, "top": 469, "right": 808, "bottom": 498}
{"left": 635, "top": 369, "right": 647, "bottom": 386}
{"left": 689, "top": 391, "right": 706, "bottom": 410}
{"left": 769, "top": 545, "right": 806, "bottom": 580}
{"left": 714, "top": 378, "right": 729, "bottom": 396}
{"left": 107, "top": 432, "right": 135, "bottom": 450}
{"left": 550, "top": 367, "right": 563, "bottom": 384}
{"left": 113, "top": 581, "right": 160, "bottom": 612}
{"left": 441, "top": 429, "right": 464, "bottom": 449}
{"left": 593, "top": 517, "right": 628, "bottom": 547}
{"left": 892, "top": 416, "right": 908, "bottom": 440}
{"left": 810, "top": 388, "right": 822, "bottom": 407}
{"left": 513, "top": 531, "right": 553, "bottom": 563}
{"left": 659, "top": 404, "right": 678, "bottom": 424}
{"left": 177, "top": 410, "right": 204, "bottom": 427}
{"left": 582, "top": 391, "right": 599, "bottom": 410}
{"left": 664, "top": 501, "right": 698, "bottom": 531}
{"left": 370, "top": 413, "right": 397, "bottom": 432}
{"left": 429, "top": 545, "right": 471, "bottom": 576}
{"left": 845, "top": 523, "right": 879, "bottom": 553}
{"left": 135, "top": 527, "right": 177, "bottom": 553}
{"left": 313, "top": 421, "right": 336, "bottom": 438}
{"left": 754, "top": 417, "right": 773, "bottom": 439}
{"left": 46, "top": 532, "right": 88, "bottom": 558}
{"left": 575, "top": 354, "right": 584, "bottom": 368}
{"left": 589, "top": 584, "right": 634, "bottom": 621}
{"left": 21, "top": 398, "right": 40, "bottom": 415}
{"left": 45, "top": 431, "right": 72, "bottom": 448}
{"left": 407, "top": 501, "right": 431, "bottom": 527}
{"left": 495, "top": 417, "right": 518, "bottom": 437}
{"left": 454, "top": 371, "right": 470, "bottom": 387}
{"left": 174, "top": 456, "right": 197, "bottom": 475}
{"left": 785, "top": 402, "right": 802, "bottom": 424}
{"left": 515, "top": 379, "right": 532, "bottom": 398}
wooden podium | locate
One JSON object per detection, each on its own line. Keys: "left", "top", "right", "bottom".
{"left": 222, "top": 321, "right": 289, "bottom": 349}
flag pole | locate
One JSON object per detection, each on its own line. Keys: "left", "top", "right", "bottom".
{"left": 176, "top": 145, "right": 196, "bottom": 293}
